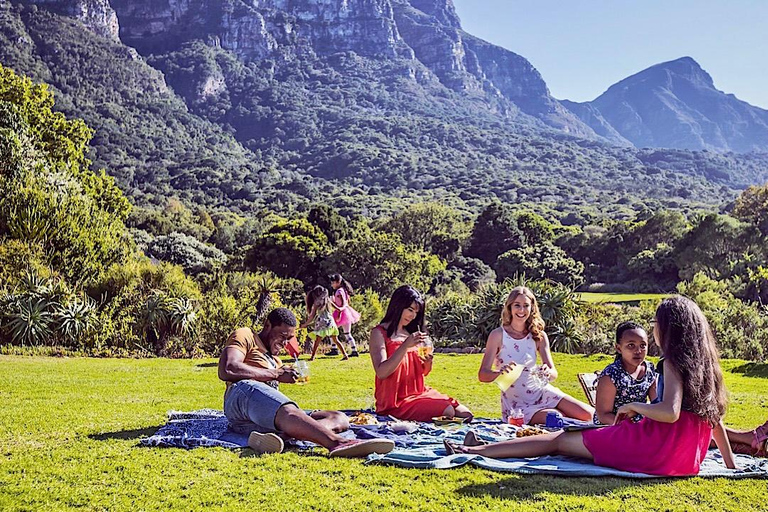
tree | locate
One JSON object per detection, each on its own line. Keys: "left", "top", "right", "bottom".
{"left": 466, "top": 202, "right": 524, "bottom": 266}
{"left": 380, "top": 202, "right": 470, "bottom": 258}
{"left": 247, "top": 218, "right": 331, "bottom": 281}
{"left": 447, "top": 255, "right": 496, "bottom": 292}
{"left": 496, "top": 244, "right": 584, "bottom": 286}
{"left": 307, "top": 205, "right": 349, "bottom": 244}
{"left": 732, "top": 183, "right": 768, "bottom": 236}
{"left": 145, "top": 232, "right": 227, "bottom": 275}
{"left": 323, "top": 226, "right": 445, "bottom": 296}
{"left": 674, "top": 214, "right": 764, "bottom": 281}
{"left": 0, "top": 64, "right": 131, "bottom": 284}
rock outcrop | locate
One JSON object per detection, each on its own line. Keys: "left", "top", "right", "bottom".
{"left": 27, "top": 0, "right": 119, "bottom": 41}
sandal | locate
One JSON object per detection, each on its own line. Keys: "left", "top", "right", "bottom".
{"left": 329, "top": 439, "right": 394, "bottom": 458}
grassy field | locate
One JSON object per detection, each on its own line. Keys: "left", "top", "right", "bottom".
{"left": 1, "top": 353, "right": 767, "bottom": 511}
{"left": 578, "top": 292, "right": 671, "bottom": 304}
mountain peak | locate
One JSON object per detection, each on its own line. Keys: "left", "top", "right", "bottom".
{"left": 647, "top": 56, "right": 714, "bottom": 86}
{"left": 563, "top": 56, "right": 768, "bottom": 153}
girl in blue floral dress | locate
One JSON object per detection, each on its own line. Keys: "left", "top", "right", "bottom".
{"left": 594, "top": 321, "right": 658, "bottom": 425}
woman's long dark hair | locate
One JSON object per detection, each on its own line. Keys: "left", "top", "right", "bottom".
{"left": 381, "top": 285, "right": 425, "bottom": 338}
{"left": 329, "top": 273, "right": 354, "bottom": 296}
{"left": 655, "top": 296, "right": 727, "bottom": 425}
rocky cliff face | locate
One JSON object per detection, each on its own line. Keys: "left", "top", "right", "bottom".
{"left": 18, "top": 0, "right": 600, "bottom": 137}
{"left": 459, "top": 33, "right": 594, "bottom": 136}
{"left": 564, "top": 57, "right": 768, "bottom": 152}
{"left": 109, "top": 0, "right": 412, "bottom": 59}
{"left": 27, "top": 0, "right": 119, "bottom": 41}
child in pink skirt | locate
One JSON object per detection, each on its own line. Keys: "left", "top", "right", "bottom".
{"left": 330, "top": 274, "right": 361, "bottom": 357}
{"left": 447, "top": 296, "right": 737, "bottom": 476}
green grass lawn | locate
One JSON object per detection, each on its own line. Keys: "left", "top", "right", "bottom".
{"left": 578, "top": 292, "right": 671, "bottom": 304}
{"left": 1, "top": 353, "right": 767, "bottom": 511}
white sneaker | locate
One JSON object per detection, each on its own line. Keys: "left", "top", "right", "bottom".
{"left": 247, "top": 432, "right": 284, "bottom": 454}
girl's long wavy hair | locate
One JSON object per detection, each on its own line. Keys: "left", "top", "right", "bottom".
{"left": 501, "top": 286, "right": 545, "bottom": 343}
{"left": 655, "top": 296, "right": 727, "bottom": 425}
{"left": 380, "top": 285, "right": 425, "bottom": 338}
{"left": 306, "top": 285, "right": 331, "bottom": 313}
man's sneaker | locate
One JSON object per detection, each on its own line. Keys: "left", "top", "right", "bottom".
{"left": 248, "top": 432, "right": 284, "bottom": 455}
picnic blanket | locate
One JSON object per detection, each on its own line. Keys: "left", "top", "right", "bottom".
{"left": 139, "top": 410, "right": 768, "bottom": 478}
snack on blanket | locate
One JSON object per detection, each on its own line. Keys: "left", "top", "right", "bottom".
{"left": 515, "top": 426, "right": 548, "bottom": 437}
{"left": 350, "top": 412, "right": 379, "bottom": 425}
{"left": 432, "top": 416, "right": 468, "bottom": 425}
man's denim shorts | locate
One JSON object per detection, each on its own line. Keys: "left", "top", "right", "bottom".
{"left": 223, "top": 380, "right": 297, "bottom": 434}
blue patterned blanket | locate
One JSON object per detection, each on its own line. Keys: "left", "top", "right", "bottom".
{"left": 139, "top": 410, "right": 768, "bottom": 478}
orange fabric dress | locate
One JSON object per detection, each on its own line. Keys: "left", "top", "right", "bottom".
{"left": 373, "top": 326, "right": 459, "bottom": 421}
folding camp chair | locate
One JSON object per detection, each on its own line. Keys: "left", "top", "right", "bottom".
{"left": 577, "top": 371, "right": 601, "bottom": 407}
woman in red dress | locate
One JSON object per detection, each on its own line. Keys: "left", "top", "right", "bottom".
{"left": 369, "top": 285, "right": 473, "bottom": 422}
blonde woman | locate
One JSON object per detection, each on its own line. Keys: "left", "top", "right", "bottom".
{"left": 477, "top": 286, "right": 594, "bottom": 425}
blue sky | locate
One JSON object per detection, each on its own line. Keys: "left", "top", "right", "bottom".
{"left": 451, "top": 0, "right": 768, "bottom": 108}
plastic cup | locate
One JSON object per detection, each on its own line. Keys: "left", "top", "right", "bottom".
{"left": 295, "top": 361, "right": 310, "bottom": 384}
{"left": 494, "top": 364, "right": 524, "bottom": 392}
{"left": 417, "top": 335, "right": 433, "bottom": 359}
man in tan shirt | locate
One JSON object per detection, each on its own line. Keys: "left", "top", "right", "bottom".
{"left": 218, "top": 307, "right": 393, "bottom": 457}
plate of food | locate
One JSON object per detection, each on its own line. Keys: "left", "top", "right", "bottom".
{"left": 349, "top": 412, "right": 381, "bottom": 428}
{"left": 432, "top": 416, "right": 470, "bottom": 426}
{"left": 515, "top": 425, "right": 549, "bottom": 437}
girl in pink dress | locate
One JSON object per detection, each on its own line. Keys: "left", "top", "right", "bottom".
{"left": 477, "top": 287, "right": 593, "bottom": 425}
{"left": 330, "top": 274, "right": 362, "bottom": 357}
{"left": 448, "top": 296, "right": 737, "bottom": 476}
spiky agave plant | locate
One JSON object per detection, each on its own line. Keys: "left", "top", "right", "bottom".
{"left": 55, "top": 297, "right": 97, "bottom": 347}
{"left": 254, "top": 275, "right": 279, "bottom": 323}
{"left": 4, "top": 298, "right": 55, "bottom": 346}
{"left": 168, "top": 297, "right": 198, "bottom": 338}
{"left": 139, "top": 291, "right": 172, "bottom": 354}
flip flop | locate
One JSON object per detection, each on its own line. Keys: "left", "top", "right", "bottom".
{"left": 248, "top": 432, "right": 284, "bottom": 455}
{"left": 329, "top": 439, "right": 394, "bottom": 458}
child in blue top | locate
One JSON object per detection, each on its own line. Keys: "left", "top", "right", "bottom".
{"left": 594, "top": 321, "right": 658, "bottom": 425}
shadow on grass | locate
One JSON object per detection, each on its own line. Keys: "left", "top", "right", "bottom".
{"left": 196, "top": 362, "right": 218, "bottom": 368}
{"left": 730, "top": 363, "right": 768, "bottom": 379}
{"left": 457, "top": 473, "right": 662, "bottom": 499}
{"left": 89, "top": 426, "right": 161, "bottom": 441}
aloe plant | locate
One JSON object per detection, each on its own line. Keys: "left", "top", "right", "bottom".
{"left": 55, "top": 297, "right": 97, "bottom": 345}
{"left": 168, "top": 297, "right": 198, "bottom": 338}
{"left": 4, "top": 298, "right": 54, "bottom": 346}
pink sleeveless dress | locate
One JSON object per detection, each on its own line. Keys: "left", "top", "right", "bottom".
{"left": 582, "top": 411, "right": 713, "bottom": 476}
